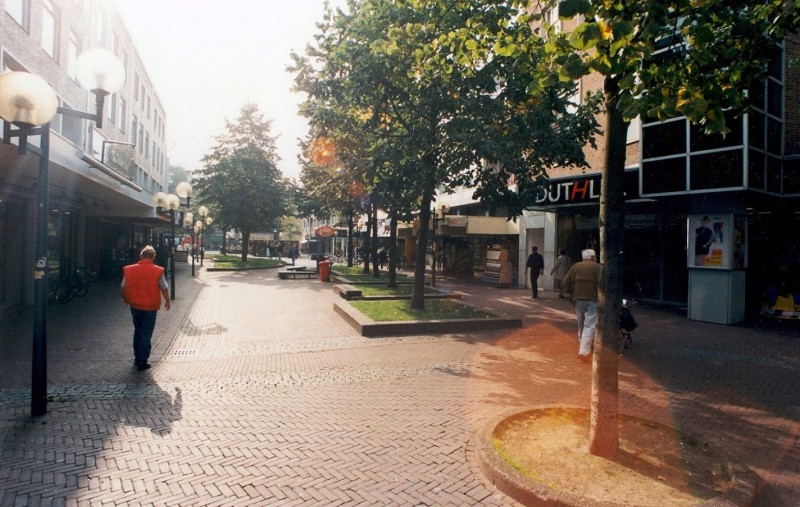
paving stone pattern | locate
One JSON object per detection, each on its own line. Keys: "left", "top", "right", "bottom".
{"left": 1, "top": 259, "right": 798, "bottom": 506}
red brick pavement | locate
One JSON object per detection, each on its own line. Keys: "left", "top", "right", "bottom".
{"left": 0, "top": 259, "right": 798, "bottom": 506}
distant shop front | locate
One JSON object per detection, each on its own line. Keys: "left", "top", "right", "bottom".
{"left": 526, "top": 169, "right": 800, "bottom": 324}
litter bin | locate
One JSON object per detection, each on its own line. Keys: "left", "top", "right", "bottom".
{"left": 318, "top": 260, "right": 332, "bottom": 282}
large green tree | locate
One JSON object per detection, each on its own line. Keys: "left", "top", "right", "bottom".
{"left": 476, "top": 0, "right": 799, "bottom": 457}
{"left": 293, "top": 0, "right": 598, "bottom": 308}
{"left": 195, "top": 104, "right": 289, "bottom": 261}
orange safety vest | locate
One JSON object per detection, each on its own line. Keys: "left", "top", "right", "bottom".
{"left": 123, "top": 259, "right": 164, "bottom": 311}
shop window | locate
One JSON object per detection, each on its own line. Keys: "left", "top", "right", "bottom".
{"left": 624, "top": 169, "right": 640, "bottom": 199}
{"left": 767, "top": 79, "right": 783, "bottom": 118}
{"left": 749, "top": 81, "right": 765, "bottom": 110}
{"left": 642, "top": 119, "right": 686, "bottom": 159}
{"left": 767, "top": 156, "right": 782, "bottom": 193}
{"left": 748, "top": 150, "right": 765, "bottom": 190}
{"left": 690, "top": 112, "right": 743, "bottom": 153}
{"left": 767, "top": 45, "right": 783, "bottom": 80}
{"left": 689, "top": 150, "right": 744, "bottom": 190}
{"left": 748, "top": 111, "right": 764, "bottom": 150}
{"left": 642, "top": 157, "right": 686, "bottom": 194}
{"left": 783, "top": 159, "right": 800, "bottom": 195}
{"left": 767, "top": 118, "right": 782, "bottom": 155}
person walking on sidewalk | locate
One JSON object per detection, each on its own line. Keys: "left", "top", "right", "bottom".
{"left": 526, "top": 246, "right": 545, "bottom": 298}
{"left": 550, "top": 248, "right": 571, "bottom": 298}
{"left": 561, "top": 249, "right": 600, "bottom": 362}
{"left": 121, "top": 245, "right": 171, "bottom": 371}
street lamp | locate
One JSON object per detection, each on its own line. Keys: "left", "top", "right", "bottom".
{"left": 0, "top": 49, "right": 124, "bottom": 417}
{"left": 153, "top": 181, "right": 191, "bottom": 298}
{"left": 198, "top": 206, "right": 208, "bottom": 265}
{"left": 183, "top": 212, "right": 195, "bottom": 276}
{"left": 431, "top": 203, "right": 449, "bottom": 288}
{"left": 197, "top": 207, "right": 213, "bottom": 265}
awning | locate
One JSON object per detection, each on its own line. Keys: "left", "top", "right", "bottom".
{"left": 466, "top": 216, "right": 519, "bottom": 235}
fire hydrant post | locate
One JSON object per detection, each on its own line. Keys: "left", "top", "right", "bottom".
{"left": 319, "top": 260, "right": 331, "bottom": 282}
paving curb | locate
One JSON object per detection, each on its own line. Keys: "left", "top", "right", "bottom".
{"left": 333, "top": 299, "right": 523, "bottom": 337}
{"left": 475, "top": 406, "right": 760, "bottom": 507}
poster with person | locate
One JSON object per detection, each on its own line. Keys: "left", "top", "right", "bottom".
{"left": 688, "top": 214, "right": 733, "bottom": 269}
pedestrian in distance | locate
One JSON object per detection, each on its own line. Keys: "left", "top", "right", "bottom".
{"left": 525, "top": 245, "right": 545, "bottom": 298}
{"left": 550, "top": 248, "right": 571, "bottom": 298}
{"left": 561, "top": 249, "right": 600, "bottom": 363}
{"left": 121, "top": 245, "right": 171, "bottom": 371}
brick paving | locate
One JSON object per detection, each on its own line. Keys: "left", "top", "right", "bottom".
{"left": 1, "top": 258, "right": 798, "bottom": 506}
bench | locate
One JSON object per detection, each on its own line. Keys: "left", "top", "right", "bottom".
{"left": 279, "top": 270, "right": 317, "bottom": 280}
{"left": 333, "top": 283, "right": 362, "bottom": 300}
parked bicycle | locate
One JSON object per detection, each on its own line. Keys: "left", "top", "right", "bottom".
{"left": 54, "top": 268, "right": 96, "bottom": 304}
{"left": 618, "top": 299, "right": 639, "bottom": 355}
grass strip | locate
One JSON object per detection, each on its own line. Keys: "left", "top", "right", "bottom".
{"left": 349, "top": 299, "right": 495, "bottom": 321}
{"left": 208, "top": 255, "right": 284, "bottom": 269}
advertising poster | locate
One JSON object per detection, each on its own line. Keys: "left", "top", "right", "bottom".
{"left": 688, "top": 214, "right": 731, "bottom": 269}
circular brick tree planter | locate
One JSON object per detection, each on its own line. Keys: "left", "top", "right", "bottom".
{"left": 475, "top": 406, "right": 759, "bottom": 507}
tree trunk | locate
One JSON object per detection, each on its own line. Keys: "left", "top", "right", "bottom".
{"left": 241, "top": 228, "right": 251, "bottom": 262}
{"left": 363, "top": 212, "right": 371, "bottom": 274}
{"left": 388, "top": 214, "right": 398, "bottom": 288}
{"left": 589, "top": 76, "right": 629, "bottom": 458}
{"left": 347, "top": 209, "right": 354, "bottom": 267}
{"left": 372, "top": 203, "right": 380, "bottom": 278}
{"left": 412, "top": 191, "right": 433, "bottom": 310}
{"left": 221, "top": 226, "right": 228, "bottom": 255}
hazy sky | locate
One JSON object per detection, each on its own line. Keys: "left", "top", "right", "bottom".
{"left": 115, "top": 0, "right": 346, "bottom": 181}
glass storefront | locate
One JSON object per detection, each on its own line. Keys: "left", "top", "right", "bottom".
{"left": 556, "top": 211, "right": 689, "bottom": 304}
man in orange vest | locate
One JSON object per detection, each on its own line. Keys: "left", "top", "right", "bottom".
{"left": 121, "top": 245, "right": 171, "bottom": 371}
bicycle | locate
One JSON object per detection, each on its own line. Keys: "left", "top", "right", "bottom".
{"left": 54, "top": 268, "right": 95, "bottom": 304}
{"left": 618, "top": 299, "right": 638, "bottom": 355}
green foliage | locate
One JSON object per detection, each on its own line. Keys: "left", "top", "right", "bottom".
{"left": 550, "top": 0, "right": 800, "bottom": 133}
{"left": 194, "top": 104, "right": 290, "bottom": 259}
{"left": 350, "top": 298, "right": 496, "bottom": 321}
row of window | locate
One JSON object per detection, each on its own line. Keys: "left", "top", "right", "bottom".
{"left": 4, "top": 0, "right": 167, "bottom": 180}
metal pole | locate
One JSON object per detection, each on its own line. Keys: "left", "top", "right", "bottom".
{"left": 191, "top": 226, "right": 195, "bottom": 277}
{"left": 170, "top": 209, "right": 176, "bottom": 299}
{"left": 200, "top": 224, "right": 204, "bottom": 266}
{"left": 31, "top": 123, "right": 51, "bottom": 417}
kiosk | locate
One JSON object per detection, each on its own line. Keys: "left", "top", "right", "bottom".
{"left": 687, "top": 214, "right": 747, "bottom": 324}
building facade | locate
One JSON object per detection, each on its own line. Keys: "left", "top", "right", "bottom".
{"left": 517, "top": 33, "right": 800, "bottom": 324}
{"left": 0, "top": 0, "right": 168, "bottom": 306}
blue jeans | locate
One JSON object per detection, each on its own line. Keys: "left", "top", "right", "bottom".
{"left": 574, "top": 299, "right": 598, "bottom": 356}
{"left": 130, "top": 308, "right": 157, "bottom": 365}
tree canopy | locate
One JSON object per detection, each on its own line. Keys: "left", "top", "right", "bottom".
{"left": 194, "top": 103, "right": 289, "bottom": 261}
{"left": 292, "top": 0, "right": 599, "bottom": 308}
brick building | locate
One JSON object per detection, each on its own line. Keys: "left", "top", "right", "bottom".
{"left": 0, "top": 0, "right": 168, "bottom": 306}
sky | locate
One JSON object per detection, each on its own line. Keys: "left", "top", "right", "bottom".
{"left": 114, "top": 0, "right": 347, "bottom": 181}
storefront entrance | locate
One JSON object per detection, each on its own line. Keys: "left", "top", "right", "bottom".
{"left": 556, "top": 211, "right": 689, "bottom": 305}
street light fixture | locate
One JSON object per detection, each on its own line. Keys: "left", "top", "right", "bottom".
{"left": 0, "top": 49, "right": 124, "bottom": 417}
{"left": 152, "top": 181, "right": 192, "bottom": 298}
{"left": 183, "top": 212, "right": 195, "bottom": 276}
{"left": 197, "top": 206, "right": 213, "bottom": 265}
{"left": 431, "top": 203, "right": 449, "bottom": 288}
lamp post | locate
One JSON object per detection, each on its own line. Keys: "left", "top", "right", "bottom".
{"left": 183, "top": 212, "right": 195, "bottom": 276}
{"left": 198, "top": 206, "right": 209, "bottom": 265}
{"left": 0, "top": 49, "right": 125, "bottom": 417}
{"left": 431, "top": 203, "right": 449, "bottom": 288}
{"left": 153, "top": 181, "right": 191, "bottom": 298}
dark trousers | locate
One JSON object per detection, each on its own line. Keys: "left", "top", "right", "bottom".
{"left": 131, "top": 308, "right": 157, "bottom": 366}
{"left": 530, "top": 270, "right": 540, "bottom": 297}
